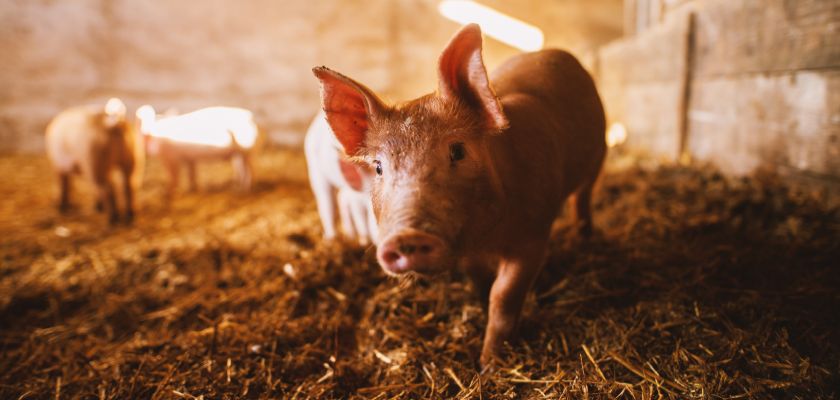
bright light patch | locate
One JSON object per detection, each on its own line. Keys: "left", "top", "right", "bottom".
{"left": 140, "top": 106, "right": 258, "bottom": 149}
{"left": 607, "top": 123, "right": 627, "bottom": 147}
{"left": 438, "top": 1, "right": 544, "bottom": 51}
{"left": 105, "top": 97, "right": 126, "bottom": 116}
{"left": 136, "top": 105, "right": 155, "bottom": 122}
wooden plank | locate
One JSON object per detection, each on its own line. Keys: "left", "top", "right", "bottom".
{"left": 601, "top": 10, "right": 690, "bottom": 83}
{"left": 663, "top": 0, "right": 698, "bottom": 15}
{"left": 600, "top": 0, "right": 840, "bottom": 179}
{"left": 624, "top": 0, "right": 638, "bottom": 36}
{"left": 692, "top": 0, "right": 840, "bottom": 77}
{"left": 622, "top": 81, "right": 684, "bottom": 157}
{"left": 598, "top": 10, "right": 692, "bottom": 159}
{"left": 624, "top": 0, "right": 636, "bottom": 36}
{"left": 687, "top": 70, "right": 840, "bottom": 176}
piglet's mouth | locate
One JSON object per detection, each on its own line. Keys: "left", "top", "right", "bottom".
{"left": 376, "top": 229, "right": 448, "bottom": 275}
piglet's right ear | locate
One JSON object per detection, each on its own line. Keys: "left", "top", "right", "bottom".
{"left": 313, "top": 67, "right": 385, "bottom": 156}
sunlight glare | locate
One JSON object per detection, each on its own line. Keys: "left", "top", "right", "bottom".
{"left": 607, "top": 122, "right": 628, "bottom": 147}
{"left": 138, "top": 106, "right": 258, "bottom": 149}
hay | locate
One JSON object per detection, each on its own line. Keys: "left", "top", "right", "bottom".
{"left": 0, "top": 149, "right": 837, "bottom": 399}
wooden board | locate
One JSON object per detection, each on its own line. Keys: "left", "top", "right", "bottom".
{"left": 692, "top": 0, "right": 840, "bottom": 77}
{"left": 687, "top": 70, "right": 840, "bottom": 176}
{"left": 598, "top": 9, "right": 692, "bottom": 159}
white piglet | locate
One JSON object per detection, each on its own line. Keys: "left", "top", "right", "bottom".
{"left": 137, "top": 105, "right": 259, "bottom": 197}
{"left": 45, "top": 98, "right": 144, "bottom": 224}
{"left": 305, "top": 111, "right": 378, "bottom": 245}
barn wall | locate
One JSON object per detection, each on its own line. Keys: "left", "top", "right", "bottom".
{"left": 598, "top": 11, "right": 691, "bottom": 159}
{"left": 598, "top": 0, "right": 840, "bottom": 178}
{"left": 0, "top": 0, "right": 622, "bottom": 154}
{"left": 0, "top": 0, "right": 423, "bottom": 152}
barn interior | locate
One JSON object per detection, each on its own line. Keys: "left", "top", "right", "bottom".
{"left": 1, "top": 0, "right": 838, "bottom": 398}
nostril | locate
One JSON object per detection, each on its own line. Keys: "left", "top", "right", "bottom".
{"left": 382, "top": 250, "right": 401, "bottom": 264}
{"left": 378, "top": 231, "right": 446, "bottom": 273}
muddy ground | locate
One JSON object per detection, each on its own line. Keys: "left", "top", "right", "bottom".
{"left": 1, "top": 148, "right": 838, "bottom": 399}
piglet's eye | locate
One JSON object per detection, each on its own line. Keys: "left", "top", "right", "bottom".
{"left": 374, "top": 160, "right": 383, "bottom": 175}
{"left": 449, "top": 142, "right": 466, "bottom": 162}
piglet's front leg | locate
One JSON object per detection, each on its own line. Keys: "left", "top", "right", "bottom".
{"left": 480, "top": 246, "right": 545, "bottom": 368}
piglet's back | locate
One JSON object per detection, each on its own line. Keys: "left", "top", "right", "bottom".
{"left": 489, "top": 49, "right": 606, "bottom": 197}
{"left": 491, "top": 49, "right": 603, "bottom": 122}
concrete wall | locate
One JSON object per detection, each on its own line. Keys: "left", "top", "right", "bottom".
{"left": 598, "top": 0, "right": 840, "bottom": 179}
{"left": 0, "top": 0, "right": 622, "bottom": 153}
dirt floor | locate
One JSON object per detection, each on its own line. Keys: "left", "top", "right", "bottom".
{"left": 1, "top": 148, "right": 838, "bottom": 399}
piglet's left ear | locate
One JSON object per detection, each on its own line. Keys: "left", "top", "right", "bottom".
{"left": 313, "top": 67, "right": 386, "bottom": 157}
{"left": 438, "top": 24, "right": 508, "bottom": 131}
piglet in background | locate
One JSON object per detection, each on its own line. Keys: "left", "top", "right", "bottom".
{"left": 314, "top": 24, "right": 606, "bottom": 366}
{"left": 45, "top": 98, "right": 145, "bottom": 224}
{"left": 305, "top": 110, "right": 378, "bottom": 245}
{"left": 136, "top": 105, "right": 259, "bottom": 198}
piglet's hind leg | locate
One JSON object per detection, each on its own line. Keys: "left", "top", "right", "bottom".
{"left": 58, "top": 172, "right": 72, "bottom": 213}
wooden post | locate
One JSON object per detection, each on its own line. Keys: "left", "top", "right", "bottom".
{"left": 677, "top": 11, "right": 696, "bottom": 164}
{"left": 624, "top": 0, "right": 637, "bottom": 36}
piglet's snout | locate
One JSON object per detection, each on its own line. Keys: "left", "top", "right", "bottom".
{"left": 377, "top": 230, "right": 445, "bottom": 274}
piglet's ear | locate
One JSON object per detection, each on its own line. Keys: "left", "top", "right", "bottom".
{"left": 313, "top": 67, "right": 386, "bottom": 156}
{"left": 438, "top": 24, "right": 508, "bottom": 131}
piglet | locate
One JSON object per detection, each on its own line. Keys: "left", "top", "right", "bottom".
{"left": 45, "top": 98, "right": 144, "bottom": 224}
{"left": 305, "top": 110, "right": 378, "bottom": 244}
{"left": 313, "top": 24, "right": 606, "bottom": 366}
{"left": 136, "top": 105, "right": 259, "bottom": 197}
